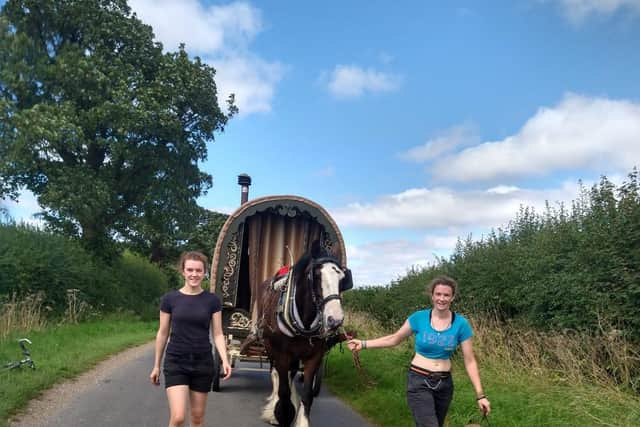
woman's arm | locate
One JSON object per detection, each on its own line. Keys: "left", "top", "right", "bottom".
{"left": 212, "top": 311, "right": 232, "bottom": 379}
{"left": 348, "top": 320, "right": 413, "bottom": 351}
{"left": 460, "top": 338, "right": 491, "bottom": 414}
{"left": 149, "top": 311, "right": 170, "bottom": 385}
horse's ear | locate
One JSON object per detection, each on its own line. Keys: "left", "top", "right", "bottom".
{"left": 310, "top": 239, "right": 323, "bottom": 258}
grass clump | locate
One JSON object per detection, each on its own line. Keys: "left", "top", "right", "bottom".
{"left": 0, "top": 293, "right": 48, "bottom": 340}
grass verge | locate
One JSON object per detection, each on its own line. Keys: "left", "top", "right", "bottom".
{"left": 325, "top": 311, "right": 640, "bottom": 427}
{"left": 0, "top": 316, "right": 155, "bottom": 427}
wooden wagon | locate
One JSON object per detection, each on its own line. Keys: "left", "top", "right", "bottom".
{"left": 208, "top": 184, "right": 348, "bottom": 391}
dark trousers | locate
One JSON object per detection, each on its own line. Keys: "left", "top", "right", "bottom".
{"left": 406, "top": 370, "right": 454, "bottom": 427}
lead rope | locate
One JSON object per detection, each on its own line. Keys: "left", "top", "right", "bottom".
{"left": 334, "top": 329, "right": 375, "bottom": 386}
{"left": 467, "top": 412, "right": 490, "bottom": 426}
{"left": 482, "top": 413, "right": 490, "bottom": 426}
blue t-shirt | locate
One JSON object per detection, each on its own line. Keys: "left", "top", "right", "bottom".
{"left": 160, "top": 290, "right": 221, "bottom": 355}
{"left": 408, "top": 309, "right": 473, "bottom": 359}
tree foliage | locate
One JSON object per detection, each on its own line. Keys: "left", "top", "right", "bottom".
{"left": 127, "top": 205, "right": 228, "bottom": 265}
{"left": 183, "top": 207, "right": 228, "bottom": 257}
{"left": 0, "top": 0, "right": 234, "bottom": 259}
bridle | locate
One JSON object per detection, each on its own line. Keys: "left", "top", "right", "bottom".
{"left": 306, "top": 257, "right": 345, "bottom": 310}
{"left": 278, "top": 256, "right": 351, "bottom": 338}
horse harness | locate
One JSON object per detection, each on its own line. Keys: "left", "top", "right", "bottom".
{"left": 273, "top": 256, "right": 345, "bottom": 338}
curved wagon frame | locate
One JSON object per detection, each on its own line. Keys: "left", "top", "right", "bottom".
{"left": 209, "top": 194, "right": 347, "bottom": 390}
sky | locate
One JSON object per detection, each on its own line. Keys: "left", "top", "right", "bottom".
{"left": 3, "top": 0, "right": 640, "bottom": 287}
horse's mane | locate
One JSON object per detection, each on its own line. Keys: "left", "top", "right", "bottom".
{"left": 291, "top": 244, "right": 330, "bottom": 283}
{"left": 292, "top": 252, "right": 312, "bottom": 282}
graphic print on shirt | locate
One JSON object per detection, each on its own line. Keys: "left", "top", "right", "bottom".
{"left": 423, "top": 331, "right": 456, "bottom": 353}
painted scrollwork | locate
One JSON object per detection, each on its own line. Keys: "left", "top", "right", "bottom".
{"left": 221, "top": 232, "right": 239, "bottom": 300}
{"left": 320, "top": 231, "right": 333, "bottom": 252}
{"left": 230, "top": 311, "right": 252, "bottom": 330}
{"left": 276, "top": 204, "right": 300, "bottom": 218}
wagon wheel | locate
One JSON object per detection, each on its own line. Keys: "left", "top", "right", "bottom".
{"left": 211, "top": 348, "right": 222, "bottom": 392}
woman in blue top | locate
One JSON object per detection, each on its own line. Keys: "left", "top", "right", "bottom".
{"left": 348, "top": 276, "right": 490, "bottom": 427}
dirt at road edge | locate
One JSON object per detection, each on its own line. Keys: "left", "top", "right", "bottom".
{"left": 9, "top": 341, "right": 154, "bottom": 427}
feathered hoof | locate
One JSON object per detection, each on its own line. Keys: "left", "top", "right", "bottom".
{"left": 261, "top": 411, "right": 279, "bottom": 425}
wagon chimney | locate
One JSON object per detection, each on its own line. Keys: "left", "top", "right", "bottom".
{"left": 238, "top": 173, "right": 252, "bottom": 205}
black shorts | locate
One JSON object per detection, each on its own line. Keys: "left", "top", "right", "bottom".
{"left": 163, "top": 352, "right": 214, "bottom": 393}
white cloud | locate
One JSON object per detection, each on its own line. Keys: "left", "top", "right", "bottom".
{"left": 548, "top": 0, "right": 640, "bottom": 23}
{"left": 399, "top": 123, "right": 479, "bottom": 162}
{"left": 346, "top": 239, "right": 439, "bottom": 286}
{"left": 487, "top": 185, "right": 520, "bottom": 195}
{"left": 332, "top": 181, "right": 580, "bottom": 230}
{"left": 326, "top": 65, "right": 401, "bottom": 99}
{"left": 430, "top": 94, "right": 640, "bottom": 183}
{"left": 130, "top": 0, "right": 261, "bottom": 54}
{"left": 204, "top": 205, "right": 236, "bottom": 216}
{"left": 336, "top": 178, "right": 593, "bottom": 286}
{"left": 130, "top": 0, "right": 282, "bottom": 116}
{"left": 210, "top": 55, "right": 285, "bottom": 115}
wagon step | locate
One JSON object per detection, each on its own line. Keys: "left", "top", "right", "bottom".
{"left": 242, "top": 345, "right": 266, "bottom": 357}
{"left": 238, "top": 335, "right": 266, "bottom": 357}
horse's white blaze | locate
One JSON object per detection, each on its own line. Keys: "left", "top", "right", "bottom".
{"left": 262, "top": 369, "right": 279, "bottom": 425}
{"left": 320, "top": 263, "right": 345, "bottom": 325}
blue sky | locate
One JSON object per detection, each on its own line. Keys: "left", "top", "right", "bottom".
{"left": 3, "top": 0, "right": 640, "bottom": 286}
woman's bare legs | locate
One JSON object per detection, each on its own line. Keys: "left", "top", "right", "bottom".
{"left": 189, "top": 390, "right": 209, "bottom": 427}
{"left": 166, "top": 385, "right": 189, "bottom": 427}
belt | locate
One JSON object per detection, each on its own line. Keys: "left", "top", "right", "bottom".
{"left": 410, "top": 364, "right": 451, "bottom": 379}
{"left": 167, "top": 351, "right": 212, "bottom": 361}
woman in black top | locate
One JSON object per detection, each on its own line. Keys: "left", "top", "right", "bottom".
{"left": 150, "top": 251, "right": 232, "bottom": 427}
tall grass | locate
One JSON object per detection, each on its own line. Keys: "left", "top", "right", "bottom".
{"left": 0, "top": 293, "right": 48, "bottom": 339}
{"left": 471, "top": 315, "right": 640, "bottom": 392}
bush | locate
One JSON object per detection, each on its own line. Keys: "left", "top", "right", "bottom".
{"left": 112, "top": 251, "right": 170, "bottom": 319}
{"left": 0, "top": 224, "right": 169, "bottom": 320}
{"left": 0, "top": 223, "right": 114, "bottom": 315}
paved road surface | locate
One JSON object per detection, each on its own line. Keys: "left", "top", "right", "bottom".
{"left": 10, "top": 344, "right": 373, "bottom": 427}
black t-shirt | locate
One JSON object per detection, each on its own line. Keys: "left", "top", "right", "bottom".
{"left": 160, "top": 290, "right": 222, "bottom": 355}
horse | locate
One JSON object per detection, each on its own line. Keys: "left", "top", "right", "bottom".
{"left": 256, "top": 240, "right": 353, "bottom": 427}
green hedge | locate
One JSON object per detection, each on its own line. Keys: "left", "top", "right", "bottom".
{"left": 345, "top": 170, "right": 640, "bottom": 343}
{"left": 0, "top": 224, "right": 168, "bottom": 319}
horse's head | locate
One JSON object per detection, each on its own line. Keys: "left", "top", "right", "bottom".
{"left": 306, "top": 240, "right": 353, "bottom": 332}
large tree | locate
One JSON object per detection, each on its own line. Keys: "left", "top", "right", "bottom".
{"left": 0, "top": 0, "right": 235, "bottom": 259}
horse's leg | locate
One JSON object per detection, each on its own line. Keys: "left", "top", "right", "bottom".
{"left": 293, "top": 353, "right": 323, "bottom": 427}
{"left": 288, "top": 359, "right": 301, "bottom": 410}
{"left": 261, "top": 367, "right": 280, "bottom": 425}
{"left": 272, "top": 357, "right": 297, "bottom": 427}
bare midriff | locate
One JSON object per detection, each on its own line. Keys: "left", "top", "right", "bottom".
{"left": 411, "top": 352, "right": 451, "bottom": 372}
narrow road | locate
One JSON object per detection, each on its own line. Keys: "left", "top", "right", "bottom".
{"left": 10, "top": 342, "right": 373, "bottom": 427}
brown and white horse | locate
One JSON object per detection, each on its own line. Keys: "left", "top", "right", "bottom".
{"left": 256, "top": 240, "right": 352, "bottom": 427}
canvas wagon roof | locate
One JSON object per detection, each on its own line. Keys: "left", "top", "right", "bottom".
{"left": 209, "top": 195, "right": 347, "bottom": 308}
